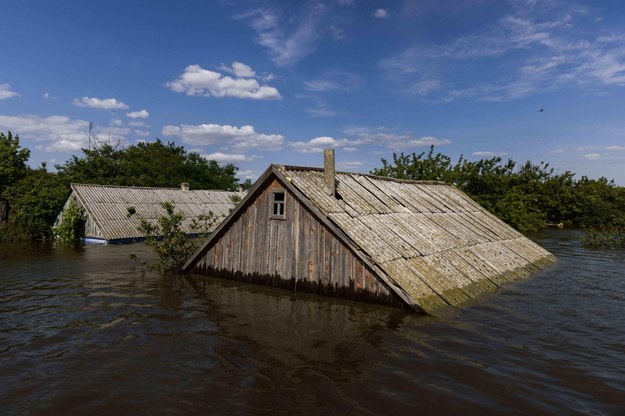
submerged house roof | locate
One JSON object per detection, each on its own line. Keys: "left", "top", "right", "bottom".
{"left": 184, "top": 157, "right": 555, "bottom": 313}
{"left": 56, "top": 183, "right": 244, "bottom": 244}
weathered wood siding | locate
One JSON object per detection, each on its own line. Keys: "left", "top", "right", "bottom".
{"left": 190, "top": 179, "right": 403, "bottom": 307}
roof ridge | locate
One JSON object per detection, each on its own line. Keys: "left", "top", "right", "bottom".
{"left": 71, "top": 183, "right": 240, "bottom": 191}
{"left": 280, "top": 165, "right": 452, "bottom": 186}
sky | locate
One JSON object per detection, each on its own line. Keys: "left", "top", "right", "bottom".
{"left": 1, "top": 0, "right": 625, "bottom": 185}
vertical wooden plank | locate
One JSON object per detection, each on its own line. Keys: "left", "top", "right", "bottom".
{"left": 245, "top": 195, "right": 258, "bottom": 275}
{"left": 233, "top": 216, "right": 243, "bottom": 271}
{"left": 275, "top": 209, "right": 286, "bottom": 279}
{"left": 324, "top": 223, "right": 333, "bottom": 293}
{"left": 355, "top": 257, "right": 364, "bottom": 292}
{"left": 298, "top": 202, "right": 309, "bottom": 283}
{"left": 291, "top": 199, "right": 300, "bottom": 281}
{"left": 258, "top": 187, "right": 270, "bottom": 276}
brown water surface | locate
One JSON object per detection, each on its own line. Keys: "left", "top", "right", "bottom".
{"left": 1, "top": 229, "right": 624, "bottom": 415}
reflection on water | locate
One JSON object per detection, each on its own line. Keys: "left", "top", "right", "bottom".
{"left": 1, "top": 230, "right": 624, "bottom": 415}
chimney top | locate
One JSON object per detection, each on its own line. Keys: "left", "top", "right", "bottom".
{"left": 181, "top": 182, "right": 190, "bottom": 191}
{"left": 324, "top": 148, "right": 336, "bottom": 197}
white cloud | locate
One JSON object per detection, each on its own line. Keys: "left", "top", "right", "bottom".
{"left": 379, "top": 4, "right": 625, "bottom": 101}
{"left": 166, "top": 64, "right": 281, "bottom": 100}
{"left": 162, "top": 123, "right": 284, "bottom": 149}
{"left": 605, "top": 145, "right": 625, "bottom": 151}
{"left": 73, "top": 96, "right": 129, "bottom": 110}
{"left": 584, "top": 153, "right": 601, "bottom": 160}
{"left": 410, "top": 79, "right": 441, "bottom": 96}
{"left": 100, "top": 126, "right": 131, "bottom": 137}
{"left": 290, "top": 136, "right": 363, "bottom": 153}
{"left": 304, "top": 71, "right": 363, "bottom": 92}
{"left": 43, "top": 92, "right": 56, "bottom": 100}
{"left": 238, "top": 169, "right": 259, "bottom": 179}
{"left": 0, "top": 114, "right": 89, "bottom": 151}
{"left": 472, "top": 151, "right": 508, "bottom": 157}
{"left": 577, "top": 48, "right": 625, "bottom": 86}
{"left": 231, "top": 62, "right": 255, "bottom": 78}
{"left": 203, "top": 152, "right": 255, "bottom": 162}
{"left": 374, "top": 9, "right": 390, "bottom": 19}
{"left": 0, "top": 83, "right": 19, "bottom": 100}
{"left": 396, "top": 136, "right": 451, "bottom": 149}
{"left": 379, "top": 46, "right": 423, "bottom": 75}
{"left": 235, "top": 6, "right": 326, "bottom": 66}
{"left": 126, "top": 109, "right": 150, "bottom": 119}
{"left": 134, "top": 129, "right": 151, "bottom": 137}
{"left": 306, "top": 105, "right": 337, "bottom": 118}
{"left": 338, "top": 160, "right": 363, "bottom": 170}
{"left": 344, "top": 127, "right": 451, "bottom": 150}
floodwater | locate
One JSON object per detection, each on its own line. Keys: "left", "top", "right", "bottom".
{"left": 1, "top": 229, "right": 624, "bottom": 415}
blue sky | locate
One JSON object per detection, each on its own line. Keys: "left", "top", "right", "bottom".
{"left": 1, "top": 0, "right": 625, "bottom": 184}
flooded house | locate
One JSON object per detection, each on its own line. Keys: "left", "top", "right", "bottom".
{"left": 54, "top": 183, "right": 244, "bottom": 244}
{"left": 183, "top": 150, "right": 555, "bottom": 313}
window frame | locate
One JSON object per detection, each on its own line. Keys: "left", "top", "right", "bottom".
{"left": 270, "top": 189, "right": 286, "bottom": 220}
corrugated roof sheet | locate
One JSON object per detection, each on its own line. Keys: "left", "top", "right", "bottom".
{"left": 71, "top": 184, "right": 243, "bottom": 242}
{"left": 281, "top": 167, "right": 555, "bottom": 310}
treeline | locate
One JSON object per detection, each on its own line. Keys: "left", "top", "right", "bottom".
{"left": 0, "top": 131, "right": 240, "bottom": 241}
{"left": 3, "top": 131, "right": 625, "bottom": 242}
{"left": 372, "top": 146, "right": 625, "bottom": 233}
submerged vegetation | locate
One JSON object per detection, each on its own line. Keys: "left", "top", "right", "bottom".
{"left": 128, "top": 202, "right": 222, "bottom": 273}
{"left": 52, "top": 199, "right": 86, "bottom": 243}
{"left": 581, "top": 228, "right": 625, "bottom": 249}
{"left": 129, "top": 202, "right": 198, "bottom": 273}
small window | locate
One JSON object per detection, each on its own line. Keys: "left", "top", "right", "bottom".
{"left": 271, "top": 190, "right": 286, "bottom": 219}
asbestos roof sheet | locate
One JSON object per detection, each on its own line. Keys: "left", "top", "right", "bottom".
{"left": 70, "top": 184, "right": 244, "bottom": 242}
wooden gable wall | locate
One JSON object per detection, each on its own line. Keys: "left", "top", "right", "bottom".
{"left": 188, "top": 177, "right": 405, "bottom": 308}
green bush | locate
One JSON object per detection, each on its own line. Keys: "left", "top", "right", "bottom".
{"left": 130, "top": 202, "right": 219, "bottom": 273}
{"left": 53, "top": 199, "right": 86, "bottom": 243}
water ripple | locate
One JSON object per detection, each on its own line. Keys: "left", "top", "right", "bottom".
{"left": 1, "top": 232, "right": 625, "bottom": 415}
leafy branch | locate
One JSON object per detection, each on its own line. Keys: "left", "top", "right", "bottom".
{"left": 53, "top": 199, "right": 86, "bottom": 243}
{"left": 128, "top": 201, "right": 221, "bottom": 273}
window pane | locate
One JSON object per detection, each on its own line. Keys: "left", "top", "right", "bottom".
{"left": 272, "top": 190, "right": 285, "bottom": 218}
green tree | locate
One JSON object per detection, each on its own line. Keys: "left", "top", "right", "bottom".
{"left": 57, "top": 139, "right": 239, "bottom": 190}
{"left": 0, "top": 131, "right": 30, "bottom": 198}
{"left": 372, "top": 146, "right": 457, "bottom": 182}
{"left": 370, "top": 146, "right": 625, "bottom": 233}
{"left": 131, "top": 201, "right": 199, "bottom": 273}
{"left": 55, "top": 144, "right": 125, "bottom": 185}
{"left": 2, "top": 164, "right": 68, "bottom": 240}
{"left": 572, "top": 177, "right": 625, "bottom": 228}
